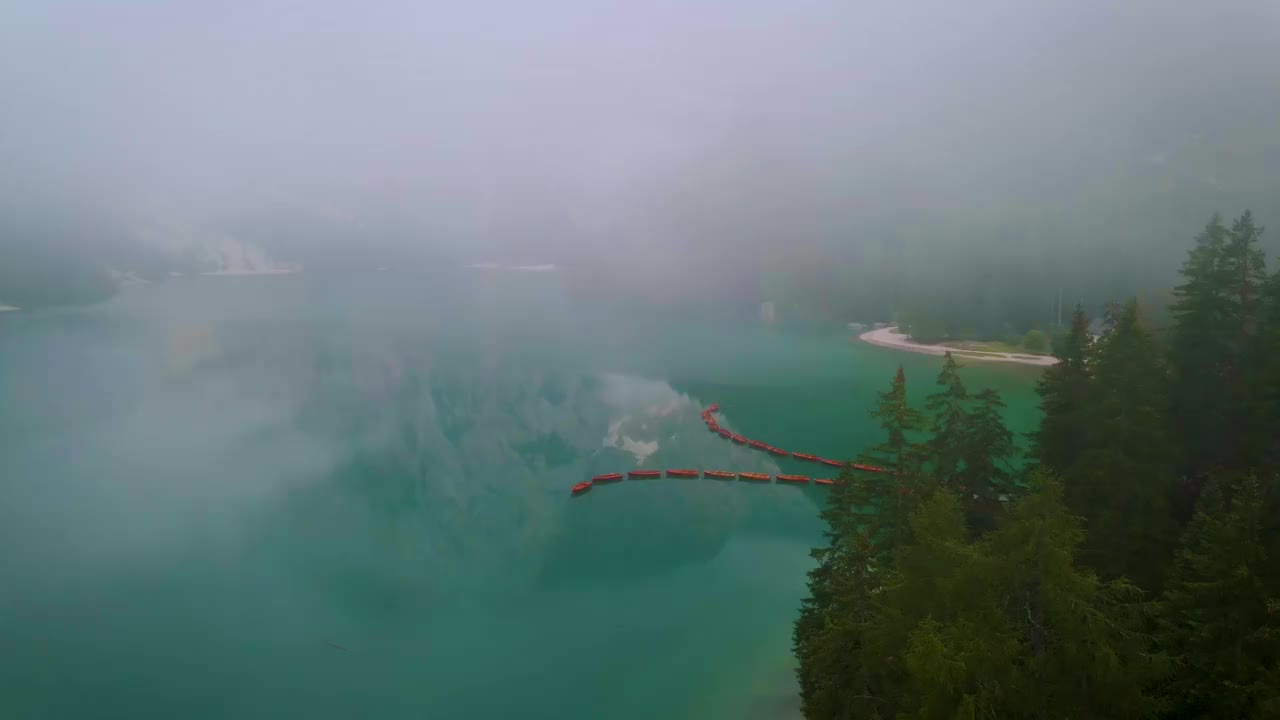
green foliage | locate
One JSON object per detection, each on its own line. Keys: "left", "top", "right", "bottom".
{"left": 859, "top": 366, "right": 929, "bottom": 555}
{"left": 924, "top": 353, "right": 968, "bottom": 488}
{"left": 1032, "top": 305, "right": 1094, "bottom": 471}
{"left": 922, "top": 353, "right": 1017, "bottom": 531}
{"left": 1156, "top": 475, "right": 1280, "bottom": 719}
{"left": 1251, "top": 270, "right": 1280, "bottom": 468}
{"left": 797, "top": 367, "right": 929, "bottom": 717}
{"left": 959, "top": 388, "right": 1015, "bottom": 508}
{"left": 798, "top": 213, "right": 1280, "bottom": 720}
{"left": 799, "top": 474, "right": 1161, "bottom": 719}
{"left": 904, "top": 310, "right": 948, "bottom": 343}
{"left": 1022, "top": 328, "right": 1046, "bottom": 351}
{"left": 794, "top": 465, "right": 892, "bottom": 719}
{"left": 1070, "top": 299, "right": 1179, "bottom": 589}
{"left": 1169, "top": 212, "right": 1269, "bottom": 478}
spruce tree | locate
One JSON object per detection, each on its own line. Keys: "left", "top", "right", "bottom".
{"left": 925, "top": 352, "right": 968, "bottom": 488}
{"left": 1170, "top": 212, "right": 1269, "bottom": 481}
{"left": 959, "top": 388, "right": 1015, "bottom": 497}
{"left": 984, "top": 470, "right": 1160, "bottom": 719}
{"left": 795, "top": 467, "right": 892, "bottom": 717}
{"left": 863, "top": 471, "right": 1159, "bottom": 719}
{"left": 1249, "top": 269, "right": 1280, "bottom": 468}
{"left": 868, "top": 489, "right": 1007, "bottom": 719}
{"left": 858, "top": 366, "right": 928, "bottom": 555}
{"left": 1072, "top": 298, "right": 1178, "bottom": 590}
{"left": 1157, "top": 475, "right": 1280, "bottom": 718}
{"left": 1032, "top": 305, "right": 1093, "bottom": 472}
{"left": 1223, "top": 211, "right": 1268, "bottom": 340}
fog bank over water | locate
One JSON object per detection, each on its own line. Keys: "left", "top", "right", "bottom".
{"left": 0, "top": 273, "right": 1043, "bottom": 717}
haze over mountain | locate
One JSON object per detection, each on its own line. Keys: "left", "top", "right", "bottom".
{"left": 4, "top": 0, "right": 1279, "bottom": 320}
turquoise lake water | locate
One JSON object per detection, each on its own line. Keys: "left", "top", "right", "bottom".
{"left": 0, "top": 272, "right": 1042, "bottom": 719}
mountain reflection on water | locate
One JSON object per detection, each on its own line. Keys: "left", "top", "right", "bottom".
{"left": 0, "top": 271, "right": 1041, "bottom": 719}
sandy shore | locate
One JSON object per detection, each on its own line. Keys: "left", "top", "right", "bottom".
{"left": 859, "top": 326, "right": 1058, "bottom": 366}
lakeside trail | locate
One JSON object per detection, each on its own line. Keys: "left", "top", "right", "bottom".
{"left": 859, "top": 326, "right": 1059, "bottom": 367}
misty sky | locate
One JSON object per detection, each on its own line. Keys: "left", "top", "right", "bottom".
{"left": 3, "top": 0, "right": 1279, "bottom": 264}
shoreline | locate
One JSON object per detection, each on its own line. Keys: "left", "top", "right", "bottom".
{"left": 859, "top": 326, "right": 1058, "bottom": 366}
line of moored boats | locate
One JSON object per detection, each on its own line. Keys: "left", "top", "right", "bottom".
{"left": 570, "top": 403, "right": 888, "bottom": 497}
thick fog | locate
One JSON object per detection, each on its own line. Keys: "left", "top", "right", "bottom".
{"left": 4, "top": 0, "right": 1280, "bottom": 305}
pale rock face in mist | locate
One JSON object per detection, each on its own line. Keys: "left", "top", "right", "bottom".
{"left": 190, "top": 237, "right": 300, "bottom": 275}
{"left": 760, "top": 301, "right": 777, "bottom": 325}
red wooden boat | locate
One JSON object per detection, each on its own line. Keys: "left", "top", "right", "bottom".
{"left": 792, "top": 453, "right": 818, "bottom": 462}
{"left": 571, "top": 481, "right": 592, "bottom": 496}
{"left": 628, "top": 470, "right": 661, "bottom": 478}
{"left": 767, "top": 447, "right": 790, "bottom": 457}
{"left": 814, "top": 478, "right": 836, "bottom": 486}
{"left": 732, "top": 435, "right": 747, "bottom": 444}
{"left": 718, "top": 429, "right": 732, "bottom": 439}
{"left": 666, "top": 469, "right": 700, "bottom": 478}
{"left": 817, "top": 457, "right": 843, "bottom": 468}
{"left": 852, "top": 463, "right": 886, "bottom": 473}
{"left": 704, "top": 470, "right": 736, "bottom": 479}
{"left": 738, "top": 471, "right": 770, "bottom": 481}
{"left": 776, "top": 474, "right": 810, "bottom": 484}
{"left": 706, "top": 403, "right": 719, "bottom": 412}
{"left": 592, "top": 473, "right": 623, "bottom": 483}
{"left": 748, "top": 439, "right": 768, "bottom": 450}
{"left": 707, "top": 424, "right": 720, "bottom": 432}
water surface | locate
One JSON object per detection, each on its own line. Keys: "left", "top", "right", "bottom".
{"left": 0, "top": 272, "right": 1041, "bottom": 718}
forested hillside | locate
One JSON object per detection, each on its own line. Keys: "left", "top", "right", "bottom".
{"left": 795, "top": 212, "right": 1280, "bottom": 718}
{"left": 761, "top": 140, "right": 1280, "bottom": 339}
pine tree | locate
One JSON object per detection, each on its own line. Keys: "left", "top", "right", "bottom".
{"left": 1223, "top": 212, "right": 1269, "bottom": 476}
{"left": 1249, "top": 269, "right": 1280, "bottom": 469}
{"left": 1170, "top": 212, "right": 1269, "bottom": 482}
{"left": 1157, "top": 475, "right": 1280, "bottom": 718}
{"left": 795, "top": 465, "right": 892, "bottom": 717}
{"left": 859, "top": 366, "right": 928, "bottom": 555}
{"left": 985, "top": 470, "right": 1160, "bottom": 718}
{"left": 862, "top": 471, "right": 1159, "bottom": 719}
{"left": 1223, "top": 211, "right": 1268, "bottom": 341}
{"left": 1071, "top": 298, "right": 1178, "bottom": 590}
{"left": 925, "top": 352, "right": 968, "bottom": 488}
{"left": 867, "top": 489, "right": 1010, "bottom": 719}
{"left": 1032, "top": 305, "right": 1093, "bottom": 472}
{"left": 1169, "top": 215, "right": 1229, "bottom": 483}
{"left": 959, "top": 388, "right": 1015, "bottom": 498}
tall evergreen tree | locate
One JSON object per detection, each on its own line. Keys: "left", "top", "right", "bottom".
{"left": 924, "top": 352, "right": 968, "bottom": 488}
{"left": 864, "top": 489, "right": 1004, "bottom": 718}
{"left": 794, "top": 463, "right": 886, "bottom": 719}
{"left": 982, "top": 470, "right": 1160, "bottom": 719}
{"left": 795, "top": 368, "right": 933, "bottom": 718}
{"left": 1157, "top": 475, "right": 1280, "bottom": 719}
{"left": 1223, "top": 211, "right": 1268, "bottom": 341}
{"left": 859, "top": 472, "right": 1159, "bottom": 719}
{"left": 959, "top": 388, "right": 1015, "bottom": 499}
{"left": 1170, "top": 212, "right": 1268, "bottom": 482}
{"left": 1032, "top": 305, "right": 1093, "bottom": 472}
{"left": 1072, "top": 298, "right": 1178, "bottom": 590}
{"left": 859, "top": 366, "right": 928, "bottom": 555}
{"left": 1169, "top": 215, "right": 1230, "bottom": 482}
{"left": 1249, "top": 269, "right": 1280, "bottom": 468}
